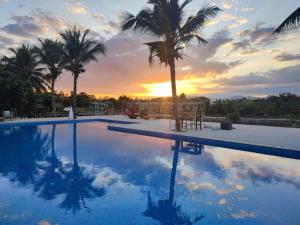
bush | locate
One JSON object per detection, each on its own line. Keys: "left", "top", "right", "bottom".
{"left": 226, "top": 110, "right": 240, "bottom": 122}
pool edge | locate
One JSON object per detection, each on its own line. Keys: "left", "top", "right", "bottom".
{"left": 107, "top": 125, "right": 300, "bottom": 160}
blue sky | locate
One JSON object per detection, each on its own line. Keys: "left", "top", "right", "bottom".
{"left": 0, "top": 0, "right": 299, "bottom": 98}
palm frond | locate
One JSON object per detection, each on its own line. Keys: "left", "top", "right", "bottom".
{"left": 145, "top": 40, "right": 183, "bottom": 65}
{"left": 145, "top": 41, "right": 168, "bottom": 65}
{"left": 274, "top": 7, "right": 300, "bottom": 33}
{"left": 121, "top": 12, "right": 136, "bottom": 31}
{"left": 122, "top": 0, "right": 219, "bottom": 69}
{"left": 177, "top": 34, "right": 207, "bottom": 46}
{"left": 180, "top": 0, "right": 193, "bottom": 10}
{"left": 180, "top": 5, "right": 220, "bottom": 36}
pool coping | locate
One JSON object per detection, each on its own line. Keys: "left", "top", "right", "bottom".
{"left": 107, "top": 125, "right": 300, "bottom": 160}
{"left": 0, "top": 118, "right": 137, "bottom": 128}
{"left": 1, "top": 117, "right": 300, "bottom": 160}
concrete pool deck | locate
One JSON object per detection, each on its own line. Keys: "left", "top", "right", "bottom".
{"left": 1, "top": 115, "right": 300, "bottom": 155}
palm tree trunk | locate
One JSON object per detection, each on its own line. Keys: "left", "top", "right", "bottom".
{"left": 73, "top": 74, "right": 78, "bottom": 119}
{"left": 169, "top": 140, "right": 180, "bottom": 203}
{"left": 51, "top": 79, "right": 56, "bottom": 117}
{"left": 73, "top": 123, "right": 78, "bottom": 169}
{"left": 169, "top": 58, "right": 180, "bottom": 131}
{"left": 51, "top": 124, "right": 56, "bottom": 156}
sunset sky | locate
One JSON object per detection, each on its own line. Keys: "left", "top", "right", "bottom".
{"left": 0, "top": 0, "right": 299, "bottom": 98}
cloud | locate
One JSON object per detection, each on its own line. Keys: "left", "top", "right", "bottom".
{"left": 236, "top": 165, "right": 300, "bottom": 190}
{"left": 219, "top": 64, "right": 300, "bottom": 87}
{"left": 229, "top": 18, "right": 248, "bottom": 29}
{"left": 222, "top": 3, "right": 233, "bottom": 9}
{"left": 219, "top": 13, "right": 237, "bottom": 21}
{"left": 231, "top": 210, "right": 255, "bottom": 219}
{"left": 274, "top": 53, "right": 300, "bottom": 62}
{"left": 240, "top": 7, "right": 254, "bottom": 12}
{"left": 68, "top": 2, "right": 87, "bottom": 14}
{"left": 209, "top": 12, "right": 248, "bottom": 29}
{"left": 231, "top": 39, "right": 255, "bottom": 52}
{"left": 239, "top": 22, "right": 277, "bottom": 45}
{"left": 178, "top": 29, "right": 242, "bottom": 77}
{"left": 0, "top": 33, "right": 16, "bottom": 49}
{"left": 93, "top": 13, "right": 104, "bottom": 20}
{"left": 229, "top": 23, "right": 282, "bottom": 54}
{"left": 207, "top": 64, "right": 300, "bottom": 97}
{"left": 99, "top": 20, "right": 119, "bottom": 33}
{"left": 2, "top": 15, "right": 43, "bottom": 38}
{"left": 1, "top": 9, "right": 70, "bottom": 39}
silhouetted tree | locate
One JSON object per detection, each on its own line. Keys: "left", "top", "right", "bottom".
{"left": 2, "top": 44, "right": 47, "bottom": 92}
{"left": 35, "top": 39, "right": 65, "bottom": 117}
{"left": 122, "top": 0, "right": 220, "bottom": 130}
{"left": 60, "top": 27, "right": 106, "bottom": 119}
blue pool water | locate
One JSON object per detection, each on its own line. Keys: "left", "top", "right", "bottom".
{"left": 0, "top": 122, "right": 299, "bottom": 225}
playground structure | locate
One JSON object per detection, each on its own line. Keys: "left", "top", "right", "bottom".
{"left": 123, "top": 101, "right": 206, "bottom": 131}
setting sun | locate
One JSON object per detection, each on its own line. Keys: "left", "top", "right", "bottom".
{"left": 141, "top": 77, "right": 213, "bottom": 97}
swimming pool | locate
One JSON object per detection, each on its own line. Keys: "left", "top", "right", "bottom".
{"left": 0, "top": 122, "right": 299, "bottom": 225}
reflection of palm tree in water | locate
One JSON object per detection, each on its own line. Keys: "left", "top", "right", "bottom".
{"left": 0, "top": 124, "right": 105, "bottom": 214}
{"left": 0, "top": 126, "right": 49, "bottom": 185}
{"left": 34, "top": 125, "right": 64, "bottom": 200}
{"left": 144, "top": 141, "right": 203, "bottom": 225}
{"left": 59, "top": 123, "right": 105, "bottom": 214}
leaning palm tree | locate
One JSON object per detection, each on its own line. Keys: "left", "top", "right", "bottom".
{"left": 2, "top": 44, "right": 47, "bottom": 92}
{"left": 122, "top": 0, "right": 220, "bottom": 131}
{"left": 274, "top": 7, "right": 300, "bottom": 33}
{"left": 60, "top": 26, "right": 106, "bottom": 119}
{"left": 35, "top": 39, "right": 65, "bottom": 117}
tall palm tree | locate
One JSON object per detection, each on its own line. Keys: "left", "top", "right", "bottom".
{"left": 35, "top": 39, "right": 65, "bottom": 117}
{"left": 122, "top": 0, "right": 220, "bottom": 131}
{"left": 2, "top": 44, "right": 47, "bottom": 92}
{"left": 60, "top": 26, "right": 106, "bottom": 119}
{"left": 274, "top": 7, "right": 300, "bottom": 33}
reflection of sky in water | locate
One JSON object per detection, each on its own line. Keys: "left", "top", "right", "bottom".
{"left": 0, "top": 122, "right": 299, "bottom": 225}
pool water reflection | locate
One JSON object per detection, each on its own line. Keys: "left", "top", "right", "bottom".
{"left": 0, "top": 122, "right": 299, "bottom": 225}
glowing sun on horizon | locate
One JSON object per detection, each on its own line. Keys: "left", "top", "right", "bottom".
{"left": 141, "top": 78, "right": 204, "bottom": 97}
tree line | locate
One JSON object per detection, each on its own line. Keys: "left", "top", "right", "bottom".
{"left": 0, "top": 27, "right": 105, "bottom": 118}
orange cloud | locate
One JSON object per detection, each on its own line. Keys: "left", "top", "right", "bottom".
{"left": 68, "top": 2, "right": 87, "bottom": 14}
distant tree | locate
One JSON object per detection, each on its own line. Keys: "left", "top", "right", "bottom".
{"left": 35, "top": 39, "right": 65, "bottom": 117}
{"left": 60, "top": 26, "right": 106, "bottom": 118}
{"left": 122, "top": 0, "right": 220, "bottom": 131}
{"left": 179, "top": 93, "right": 186, "bottom": 101}
{"left": 274, "top": 7, "right": 300, "bottom": 33}
{"left": 77, "top": 92, "right": 96, "bottom": 107}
